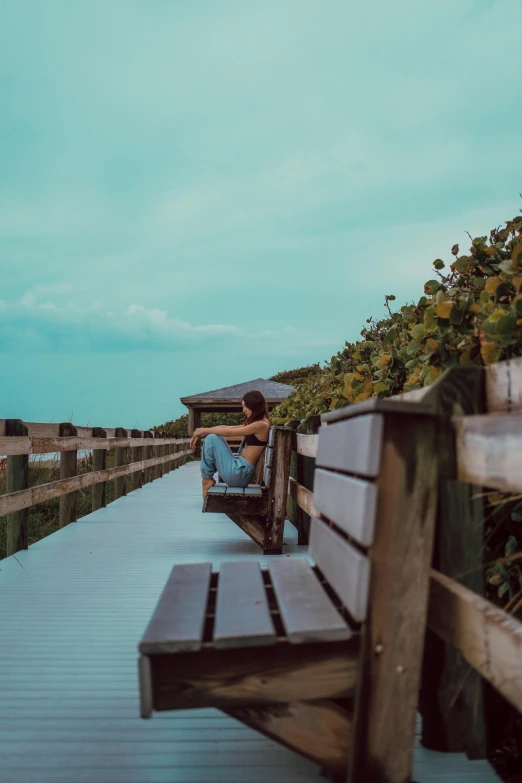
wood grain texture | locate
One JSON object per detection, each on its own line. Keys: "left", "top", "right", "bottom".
{"left": 312, "top": 469, "right": 377, "bottom": 548}
{"left": 454, "top": 412, "right": 522, "bottom": 492}
{"left": 91, "top": 427, "right": 107, "bottom": 512}
{"left": 295, "top": 416, "right": 320, "bottom": 545}
{"left": 287, "top": 477, "right": 316, "bottom": 518}
{"left": 214, "top": 562, "right": 276, "bottom": 649}
{"left": 316, "top": 414, "right": 383, "bottom": 478}
{"left": 114, "top": 428, "right": 128, "bottom": 500}
{"left": 59, "top": 423, "right": 78, "bottom": 528}
{"left": 268, "top": 558, "right": 352, "bottom": 644}
{"left": 486, "top": 357, "right": 522, "bottom": 413}
{"left": 226, "top": 700, "right": 353, "bottom": 774}
{"left": 130, "top": 430, "right": 143, "bottom": 491}
{"left": 0, "top": 435, "right": 190, "bottom": 456}
{"left": 348, "top": 412, "right": 439, "bottom": 783}
{"left": 139, "top": 563, "right": 212, "bottom": 654}
{"left": 204, "top": 492, "right": 268, "bottom": 515}
{"left": 150, "top": 640, "right": 358, "bottom": 711}
{"left": 309, "top": 518, "right": 370, "bottom": 623}
{"left": 265, "top": 428, "right": 293, "bottom": 552}
{"left": 295, "top": 434, "right": 318, "bottom": 458}
{"left": 226, "top": 514, "right": 267, "bottom": 550}
{"left": 0, "top": 450, "right": 193, "bottom": 516}
{"left": 428, "top": 569, "right": 522, "bottom": 713}
{"left": 5, "top": 419, "right": 29, "bottom": 555}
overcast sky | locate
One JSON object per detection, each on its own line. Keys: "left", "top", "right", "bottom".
{"left": 1, "top": 0, "right": 521, "bottom": 428}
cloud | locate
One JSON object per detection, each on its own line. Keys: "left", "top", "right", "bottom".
{"left": 0, "top": 288, "right": 319, "bottom": 354}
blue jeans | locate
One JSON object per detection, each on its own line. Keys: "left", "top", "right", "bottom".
{"left": 200, "top": 434, "right": 255, "bottom": 487}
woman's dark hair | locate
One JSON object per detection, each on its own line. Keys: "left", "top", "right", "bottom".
{"left": 242, "top": 390, "right": 269, "bottom": 425}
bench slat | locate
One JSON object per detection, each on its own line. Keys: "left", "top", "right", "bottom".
{"left": 139, "top": 563, "right": 212, "bottom": 654}
{"left": 214, "top": 562, "right": 276, "bottom": 649}
{"left": 224, "top": 487, "right": 245, "bottom": 495}
{"left": 268, "top": 558, "right": 352, "bottom": 644}
{"left": 309, "top": 518, "right": 370, "bottom": 623}
{"left": 244, "top": 485, "right": 264, "bottom": 496}
{"left": 265, "top": 446, "right": 273, "bottom": 468}
{"left": 316, "top": 414, "right": 383, "bottom": 478}
{"left": 313, "top": 468, "right": 377, "bottom": 547}
{"left": 207, "top": 484, "right": 227, "bottom": 496}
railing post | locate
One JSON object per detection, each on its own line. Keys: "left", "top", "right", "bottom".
{"left": 296, "top": 415, "right": 320, "bottom": 545}
{"left": 59, "top": 422, "right": 78, "bottom": 527}
{"left": 114, "top": 427, "right": 128, "bottom": 499}
{"left": 143, "top": 431, "right": 153, "bottom": 484}
{"left": 284, "top": 419, "right": 300, "bottom": 531}
{"left": 131, "top": 429, "right": 143, "bottom": 491}
{"left": 418, "top": 366, "right": 487, "bottom": 758}
{"left": 92, "top": 427, "right": 107, "bottom": 511}
{"left": 154, "top": 433, "right": 162, "bottom": 480}
{"left": 6, "top": 419, "right": 29, "bottom": 555}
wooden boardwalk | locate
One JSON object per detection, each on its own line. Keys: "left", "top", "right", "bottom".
{"left": 0, "top": 461, "right": 500, "bottom": 782}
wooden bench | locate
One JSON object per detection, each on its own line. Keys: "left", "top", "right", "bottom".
{"left": 138, "top": 399, "right": 440, "bottom": 781}
{"left": 202, "top": 426, "right": 293, "bottom": 554}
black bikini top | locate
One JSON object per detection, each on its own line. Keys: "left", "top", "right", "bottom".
{"left": 241, "top": 421, "right": 270, "bottom": 448}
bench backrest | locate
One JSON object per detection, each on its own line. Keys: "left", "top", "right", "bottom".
{"left": 312, "top": 400, "right": 439, "bottom": 781}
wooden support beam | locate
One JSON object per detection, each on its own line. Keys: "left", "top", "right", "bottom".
{"left": 348, "top": 411, "right": 439, "bottom": 783}
{"left": 296, "top": 416, "right": 320, "bottom": 545}
{"left": 143, "top": 431, "right": 153, "bottom": 484}
{"left": 5, "top": 419, "right": 29, "bottom": 556}
{"left": 131, "top": 429, "right": 143, "bottom": 491}
{"left": 59, "top": 422, "right": 77, "bottom": 528}
{"left": 226, "top": 514, "right": 267, "bottom": 550}
{"left": 91, "top": 427, "right": 107, "bottom": 511}
{"left": 226, "top": 700, "right": 353, "bottom": 776}
{"left": 265, "top": 428, "right": 293, "bottom": 554}
{"left": 148, "top": 639, "right": 358, "bottom": 711}
{"left": 114, "top": 427, "right": 128, "bottom": 499}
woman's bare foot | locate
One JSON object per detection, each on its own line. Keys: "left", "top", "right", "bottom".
{"left": 202, "top": 478, "right": 216, "bottom": 499}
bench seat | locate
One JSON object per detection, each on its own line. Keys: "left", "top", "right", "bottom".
{"left": 139, "top": 558, "right": 359, "bottom": 773}
{"left": 203, "top": 483, "right": 267, "bottom": 514}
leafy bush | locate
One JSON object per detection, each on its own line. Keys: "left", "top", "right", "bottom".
{"left": 273, "top": 215, "right": 522, "bottom": 420}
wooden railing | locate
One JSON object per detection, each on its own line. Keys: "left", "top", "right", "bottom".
{"left": 0, "top": 419, "right": 193, "bottom": 557}
{"left": 283, "top": 357, "right": 522, "bottom": 754}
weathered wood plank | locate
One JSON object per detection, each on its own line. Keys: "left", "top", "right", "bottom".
{"left": 0, "top": 450, "right": 193, "bottom": 516}
{"left": 204, "top": 492, "right": 268, "bottom": 515}
{"left": 5, "top": 419, "right": 29, "bottom": 555}
{"left": 59, "top": 422, "right": 77, "bottom": 528}
{"left": 428, "top": 570, "right": 522, "bottom": 714}
{"left": 214, "top": 562, "right": 276, "bottom": 649}
{"left": 316, "top": 414, "right": 383, "bottom": 478}
{"left": 295, "top": 416, "right": 320, "bottom": 545}
{"left": 149, "top": 640, "right": 358, "bottom": 711}
{"left": 130, "top": 430, "right": 143, "bottom": 491}
{"left": 0, "top": 435, "right": 189, "bottom": 455}
{"left": 287, "top": 477, "right": 316, "bottom": 518}
{"left": 114, "top": 428, "right": 128, "bottom": 500}
{"left": 486, "top": 357, "right": 522, "bottom": 413}
{"left": 226, "top": 514, "right": 267, "bottom": 549}
{"left": 313, "top": 469, "right": 377, "bottom": 548}
{"left": 226, "top": 700, "right": 353, "bottom": 775}
{"left": 139, "top": 563, "right": 212, "bottom": 654}
{"left": 309, "top": 518, "right": 370, "bottom": 623}
{"left": 295, "top": 434, "right": 318, "bottom": 458}
{"left": 268, "top": 558, "right": 351, "bottom": 644}
{"left": 348, "top": 412, "right": 439, "bottom": 783}
{"left": 264, "top": 428, "right": 293, "bottom": 553}
{"left": 91, "top": 427, "right": 107, "bottom": 511}
{"left": 454, "top": 412, "right": 522, "bottom": 492}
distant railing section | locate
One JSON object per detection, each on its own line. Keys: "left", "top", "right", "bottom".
{"left": 0, "top": 419, "right": 193, "bottom": 557}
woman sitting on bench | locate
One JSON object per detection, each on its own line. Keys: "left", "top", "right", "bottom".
{"left": 190, "top": 390, "right": 270, "bottom": 499}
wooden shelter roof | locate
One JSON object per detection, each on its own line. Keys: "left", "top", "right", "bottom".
{"left": 180, "top": 378, "right": 295, "bottom": 408}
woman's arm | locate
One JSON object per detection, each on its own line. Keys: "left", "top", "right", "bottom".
{"left": 192, "top": 421, "right": 269, "bottom": 440}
